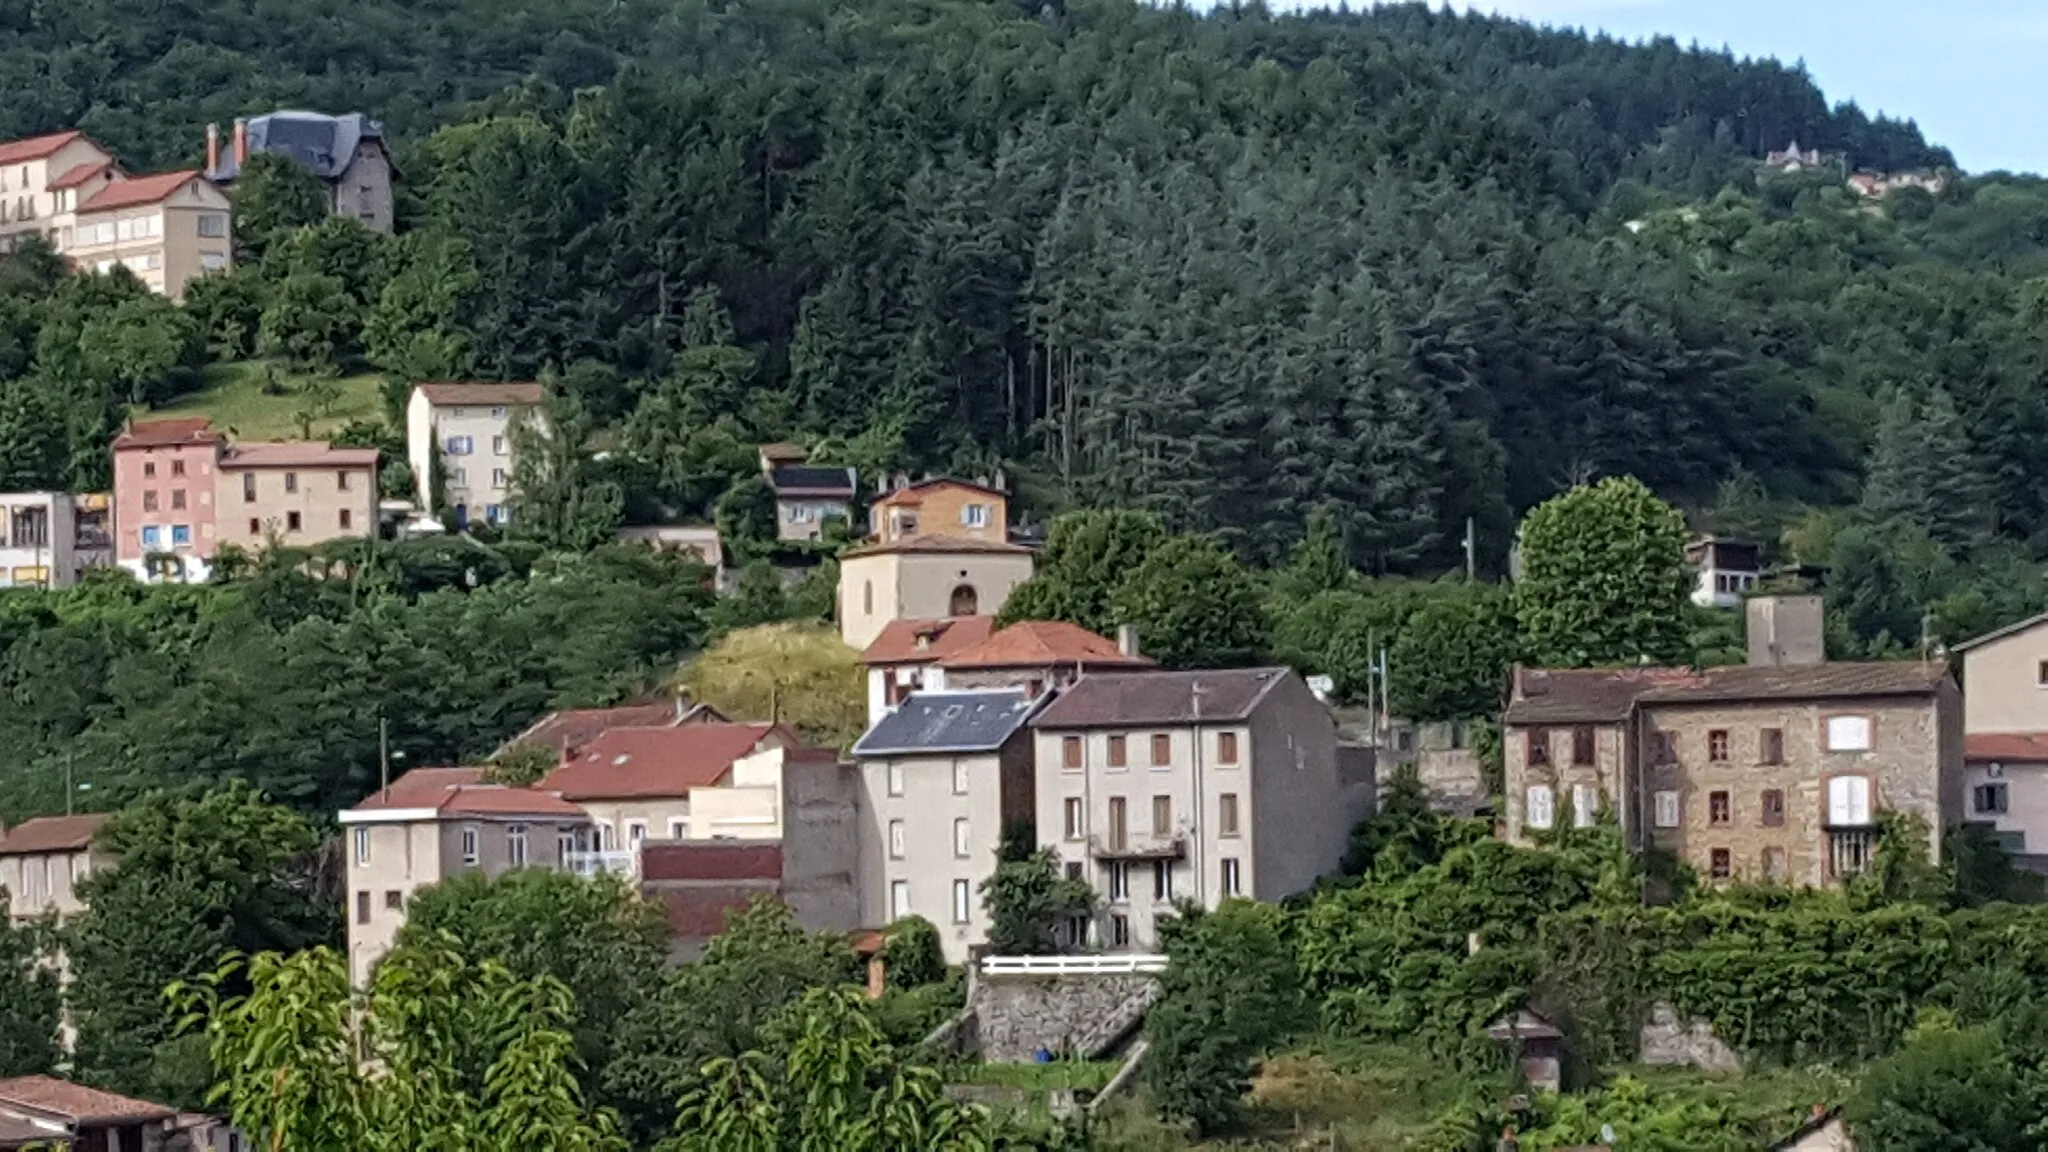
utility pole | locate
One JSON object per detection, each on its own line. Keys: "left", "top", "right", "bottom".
{"left": 63, "top": 751, "right": 74, "bottom": 816}
{"left": 379, "top": 714, "right": 391, "bottom": 796}
{"left": 1463, "top": 517, "right": 1476, "bottom": 581}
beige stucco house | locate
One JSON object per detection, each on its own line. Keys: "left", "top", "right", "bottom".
{"left": 1954, "top": 612, "right": 2048, "bottom": 869}
{"left": 836, "top": 479, "right": 1034, "bottom": 650}
{"left": 216, "top": 442, "right": 379, "bottom": 551}
{"left": 338, "top": 768, "right": 592, "bottom": 987}
{"left": 851, "top": 689, "right": 1045, "bottom": 964}
{"left": 0, "top": 815, "right": 109, "bottom": 926}
{"left": 1029, "top": 667, "right": 1363, "bottom": 952}
{"left": 405, "top": 383, "right": 544, "bottom": 526}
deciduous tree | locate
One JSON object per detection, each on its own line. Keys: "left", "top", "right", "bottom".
{"left": 1514, "top": 477, "right": 1693, "bottom": 668}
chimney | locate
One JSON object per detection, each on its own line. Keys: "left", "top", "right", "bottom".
{"left": 232, "top": 118, "right": 247, "bottom": 167}
{"left": 1116, "top": 624, "right": 1140, "bottom": 659}
{"left": 1747, "top": 595, "right": 1825, "bottom": 668}
{"left": 205, "top": 123, "right": 219, "bottom": 175}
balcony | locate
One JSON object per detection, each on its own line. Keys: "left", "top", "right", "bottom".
{"left": 564, "top": 850, "right": 638, "bottom": 879}
{"left": 1087, "top": 832, "right": 1186, "bottom": 861}
{"left": 1825, "top": 829, "right": 1875, "bottom": 879}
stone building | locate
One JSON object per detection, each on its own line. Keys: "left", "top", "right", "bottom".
{"left": 1502, "top": 596, "right": 1961, "bottom": 886}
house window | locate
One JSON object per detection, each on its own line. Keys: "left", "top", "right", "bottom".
{"left": 1220, "top": 857, "right": 1241, "bottom": 897}
{"left": 951, "top": 879, "right": 971, "bottom": 924}
{"left": 1107, "top": 861, "right": 1128, "bottom": 902}
{"left": 197, "top": 213, "right": 226, "bottom": 237}
{"left": 508, "top": 825, "right": 528, "bottom": 867}
{"left": 1709, "top": 848, "right": 1732, "bottom": 880}
{"left": 1064, "top": 861, "right": 1083, "bottom": 881}
{"left": 142, "top": 461, "right": 155, "bottom": 479}
{"left": 142, "top": 490, "right": 159, "bottom": 512}
{"left": 1153, "top": 859, "right": 1174, "bottom": 901}
{"left": 1708, "top": 730, "right": 1730, "bottom": 762}
{"left": 862, "top": 582, "right": 873, "bottom": 615}
{"left": 384, "top": 890, "right": 402, "bottom": 910}
{"left": 1110, "top": 913, "right": 1130, "bottom": 947}
{"left": 248, "top": 518, "right": 260, "bottom": 535}
{"left": 284, "top": 472, "right": 298, "bottom": 493}
{"left": 1063, "top": 798, "right": 1083, "bottom": 840}
{"left": 1219, "top": 793, "right": 1240, "bottom": 837}
{"left": 1108, "top": 735, "right": 1127, "bottom": 768}
{"left": 1762, "top": 789, "right": 1786, "bottom": 827}
{"left": 491, "top": 468, "right": 508, "bottom": 488}
{"left": 1150, "top": 734, "right": 1171, "bottom": 766}
{"left": 445, "top": 436, "right": 474, "bottom": 455}
{"left": 558, "top": 833, "right": 574, "bottom": 866}
{"left": 353, "top": 828, "right": 369, "bottom": 866}
{"left": 1572, "top": 784, "right": 1597, "bottom": 828}
{"left": 140, "top": 526, "right": 161, "bottom": 549}
{"left": 953, "top": 818, "right": 970, "bottom": 858}
{"left": 490, "top": 406, "right": 507, "bottom": 419}
{"left": 2038, "top": 660, "right": 2048, "bottom": 687}
{"left": 461, "top": 826, "right": 479, "bottom": 865}
{"left": 1760, "top": 728, "right": 1784, "bottom": 765}
{"left": 888, "top": 820, "right": 905, "bottom": 859}
{"left": 171, "top": 524, "right": 190, "bottom": 545}
{"left": 1152, "top": 795, "right": 1172, "bottom": 833}
{"left": 1571, "top": 726, "right": 1595, "bottom": 765}
{"left": 286, "top": 511, "right": 301, "bottom": 532}
{"left": 243, "top": 474, "right": 256, "bottom": 502}
{"left": 1062, "top": 737, "right": 1081, "bottom": 770}
{"left": 1825, "top": 715, "right": 1872, "bottom": 752}
{"left": 339, "top": 509, "right": 352, "bottom": 530}
{"left": 1826, "top": 775, "right": 1874, "bottom": 827}
{"left": 170, "top": 488, "right": 185, "bottom": 510}
{"left": 171, "top": 459, "right": 186, "bottom": 477}
{"left": 668, "top": 819, "right": 685, "bottom": 840}
{"left": 485, "top": 504, "right": 505, "bottom": 525}
{"left": 337, "top": 470, "right": 352, "bottom": 491}
{"left": 886, "top": 763, "right": 904, "bottom": 796}
{"left": 1762, "top": 847, "right": 1788, "bottom": 882}
{"left": 601, "top": 824, "right": 616, "bottom": 850}
{"left": 948, "top": 584, "right": 978, "bottom": 615}
{"left": 1975, "top": 783, "right": 2010, "bottom": 815}
{"left": 1653, "top": 791, "right": 1680, "bottom": 828}
{"left": 961, "top": 503, "right": 989, "bottom": 528}
{"left": 1108, "top": 797, "right": 1127, "bottom": 850}
{"left": 1709, "top": 791, "right": 1731, "bottom": 826}
{"left": 1653, "top": 731, "right": 1677, "bottom": 764}
{"left": 890, "top": 880, "right": 909, "bottom": 920}
{"left": 493, "top": 435, "right": 507, "bottom": 455}
{"left": 628, "top": 822, "right": 647, "bottom": 847}
{"left": 355, "top": 890, "right": 370, "bottom": 924}
{"left": 1217, "top": 732, "right": 1239, "bottom": 764}
{"left": 952, "top": 761, "right": 969, "bottom": 795}
{"left": 1525, "top": 784, "right": 1555, "bottom": 830}
{"left": 1528, "top": 728, "right": 1550, "bottom": 766}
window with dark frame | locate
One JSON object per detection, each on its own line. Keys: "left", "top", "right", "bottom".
{"left": 1760, "top": 728, "right": 1785, "bottom": 765}
{"left": 1709, "top": 849, "right": 1732, "bottom": 880}
{"left": 1762, "top": 789, "right": 1786, "bottom": 827}
{"left": 1528, "top": 728, "right": 1550, "bottom": 766}
{"left": 1108, "top": 735, "right": 1126, "bottom": 768}
{"left": 1708, "top": 730, "right": 1730, "bottom": 762}
{"left": 1709, "top": 791, "right": 1731, "bottom": 825}
{"left": 286, "top": 511, "right": 302, "bottom": 532}
{"left": 1218, "top": 731, "right": 1239, "bottom": 763}
{"left": 1571, "top": 726, "right": 1595, "bottom": 766}
{"left": 1062, "top": 736, "right": 1081, "bottom": 769}
{"left": 1150, "top": 734, "right": 1171, "bottom": 766}
{"left": 355, "top": 890, "right": 371, "bottom": 924}
{"left": 1654, "top": 731, "right": 1677, "bottom": 764}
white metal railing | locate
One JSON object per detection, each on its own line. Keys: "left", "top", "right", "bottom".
{"left": 563, "top": 849, "right": 638, "bottom": 879}
{"left": 980, "top": 954, "right": 1167, "bottom": 976}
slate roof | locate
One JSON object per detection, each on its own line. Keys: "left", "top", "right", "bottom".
{"left": 210, "top": 111, "right": 385, "bottom": 182}
{"left": 1031, "top": 668, "right": 1293, "bottom": 729}
{"left": 768, "top": 465, "right": 855, "bottom": 497}
{"left": 0, "top": 1076, "right": 177, "bottom": 1123}
{"left": 843, "top": 535, "right": 1032, "bottom": 558}
{"left": 536, "top": 724, "right": 788, "bottom": 800}
{"left": 860, "top": 616, "right": 995, "bottom": 666}
{"left": 1965, "top": 733, "right": 2048, "bottom": 763}
{"left": 852, "top": 690, "right": 1042, "bottom": 756}
{"left": 0, "top": 815, "right": 108, "bottom": 857}
{"left": 1505, "top": 661, "right": 1951, "bottom": 725}
{"left": 1954, "top": 610, "right": 2048, "bottom": 652}
{"left": 940, "top": 620, "right": 1152, "bottom": 671}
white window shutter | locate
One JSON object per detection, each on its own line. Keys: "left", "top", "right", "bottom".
{"left": 1526, "top": 785, "right": 1555, "bottom": 831}
{"left": 1826, "top": 715, "right": 1871, "bottom": 752}
{"left": 1654, "top": 791, "right": 1680, "bottom": 829}
{"left": 1829, "top": 776, "right": 1873, "bottom": 826}
{"left": 1572, "top": 784, "right": 1598, "bottom": 828}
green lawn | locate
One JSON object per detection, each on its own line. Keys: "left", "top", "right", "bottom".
{"left": 142, "top": 361, "right": 390, "bottom": 441}
{"left": 950, "top": 1059, "right": 1121, "bottom": 1092}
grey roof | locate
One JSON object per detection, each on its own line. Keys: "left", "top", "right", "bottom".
{"left": 1505, "top": 661, "right": 1951, "bottom": 725}
{"left": 769, "top": 465, "right": 856, "bottom": 497}
{"left": 1953, "top": 610, "right": 2048, "bottom": 653}
{"left": 1030, "top": 668, "right": 1293, "bottom": 729}
{"left": 852, "top": 690, "right": 1042, "bottom": 756}
{"left": 211, "top": 111, "right": 385, "bottom": 183}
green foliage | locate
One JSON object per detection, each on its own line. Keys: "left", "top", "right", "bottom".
{"left": 1514, "top": 477, "right": 1694, "bottom": 667}
{"left": 1106, "top": 534, "right": 1266, "bottom": 669}
{"left": 229, "top": 153, "right": 329, "bottom": 264}
{"left": 0, "top": 917, "right": 59, "bottom": 1078}
{"left": 485, "top": 739, "right": 560, "bottom": 786}
{"left": 1389, "top": 585, "right": 1517, "bottom": 721}
{"left": 1847, "top": 1015, "right": 2032, "bottom": 1152}
{"left": 980, "top": 849, "right": 1097, "bottom": 956}
{"left": 511, "top": 389, "right": 625, "bottom": 549}
{"left": 997, "top": 509, "right": 1169, "bottom": 635}
{"left": 679, "top": 622, "right": 863, "bottom": 747}
{"left": 881, "top": 916, "right": 948, "bottom": 991}
{"left": 1144, "top": 900, "right": 1304, "bottom": 1136}
{"left": 257, "top": 272, "right": 361, "bottom": 371}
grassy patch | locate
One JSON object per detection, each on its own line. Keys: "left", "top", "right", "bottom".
{"left": 143, "top": 360, "right": 389, "bottom": 440}
{"left": 951, "top": 1059, "right": 1121, "bottom": 1092}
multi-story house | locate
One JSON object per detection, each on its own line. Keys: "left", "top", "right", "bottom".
{"left": 338, "top": 767, "right": 593, "bottom": 987}
{"left": 759, "top": 445, "right": 855, "bottom": 542}
{"left": 1954, "top": 612, "right": 2048, "bottom": 870}
{"left": 1503, "top": 597, "right": 1961, "bottom": 886}
{"left": 204, "top": 112, "right": 396, "bottom": 232}
{"left": 111, "top": 419, "right": 377, "bottom": 581}
{"left": 1686, "top": 536, "right": 1761, "bottom": 609}
{"left": 858, "top": 617, "right": 1153, "bottom": 727}
{"left": 859, "top": 617, "right": 995, "bottom": 725}
{"left": 1029, "top": 668, "right": 1361, "bottom": 952}
{"left": 0, "top": 131, "right": 234, "bottom": 299}
{"left": 0, "top": 492, "right": 111, "bottom": 589}
{"left": 0, "top": 815, "right": 108, "bottom": 926}
{"left": 837, "top": 479, "right": 1034, "bottom": 649}
{"left": 534, "top": 723, "right": 814, "bottom": 875}
{"left": 850, "top": 689, "right": 1046, "bottom": 963}
{"left": 404, "top": 382, "right": 544, "bottom": 526}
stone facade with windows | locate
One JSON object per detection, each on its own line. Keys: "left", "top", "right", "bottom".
{"left": 1503, "top": 599, "right": 1961, "bottom": 887}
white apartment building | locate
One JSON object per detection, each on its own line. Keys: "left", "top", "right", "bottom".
{"left": 0, "top": 492, "right": 111, "bottom": 589}
{"left": 405, "top": 383, "right": 544, "bottom": 526}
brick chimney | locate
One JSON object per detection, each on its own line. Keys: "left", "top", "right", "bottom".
{"left": 232, "top": 118, "right": 247, "bottom": 167}
{"left": 205, "top": 123, "right": 219, "bottom": 175}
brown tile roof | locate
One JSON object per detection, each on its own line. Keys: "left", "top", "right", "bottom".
{"left": 0, "top": 1076, "right": 176, "bottom": 1123}
{"left": 345, "top": 767, "right": 586, "bottom": 820}
{"left": 112, "top": 417, "right": 221, "bottom": 450}
{"left": 0, "top": 1112, "right": 61, "bottom": 1146}
{"left": 0, "top": 132, "right": 82, "bottom": 165}
{"left": 502, "top": 702, "right": 689, "bottom": 756}
{"left": 940, "top": 620, "right": 1153, "bottom": 671}
{"left": 1030, "top": 667, "right": 1294, "bottom": 729}
{"left": 79, "top": 170, "right": 204, "bottom": 212}
{"left": 537, "top": 724, "right": 790, "bottom": 801}
{"left": 860, "top": 616, "right": 995, "bottom": 666}
{"left": 219, "top": 441, "right": 379, "bottom": 469}
{"left": 1966, "top": 733, "right": 2048, "bottom": 763}
{"left": 843, "top": 534, "right": 1032, "bottom": 558}
{"left": 871, "top": 478, "right": 1006, "bottom": 508}
{"left": 1506, "top": 661, "right": 1952, "bottom": 725}
{"left": 0, "top": 814, "right": 108, "bottom": 857}
{"left": 46, "top": 160, "right": 115, "bottom": 190}
{"left": 415, "top": 382, "right": 544, "bottom": 406}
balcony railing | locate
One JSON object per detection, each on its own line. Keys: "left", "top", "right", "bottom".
{"left": 1087, "top": 833, "right": 1186, "bottom": 861}
{"left": 1826, "top": 829, "right": 1875, "bottom": 879}
{"left": 563, "top": 850, "right": 638, "bottom": 879}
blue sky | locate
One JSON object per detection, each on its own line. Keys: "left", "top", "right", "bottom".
{"left": 1398, "top": 1, "right": 2043, "bottom": 174}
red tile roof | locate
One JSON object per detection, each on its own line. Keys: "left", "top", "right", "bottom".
{"left": 415, "top": 382, "right": 544, "bottom": 406}
{"left": 871, "top": 478, "right": 1006, "bottom": 508}
{"left": 503, "top": 702, "right": 689, "bottom": 756}
{"left": 46, "top": 160, "right": 115, "bottom": 190}
{"left": 940, "top": 620, "right": 1153, "bottom": 671}
{"left": 345, "top": 767, "right": 586, "bottom": 820}
{"left": 79, "top": 170, "right": 204, "bottom": 212}
{"left": 0, "top": 1076, "right": 176, "bottom": 1123}
{"left": 537, "top": 724, "right": 789, "bottom": 800}
{"left": 843, "top": 534, "right": 1032, "bottom": 558}
{"left": 0, "top": 814, "right": 108, "bottom": 857}
{"left": 112, "top": 417, "right": 221, "bottom": 450}
{"left": 1966, "top": 733, "right": 2048, "bottom": 763}
{"left": 219, "top": 441, "right": 379, "bottom": 469}
{"left": 0, "top": 132, "right": 83, "bottom": 165}
{"left": 860, "top": 616, "right": 995, "bottom": 666}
